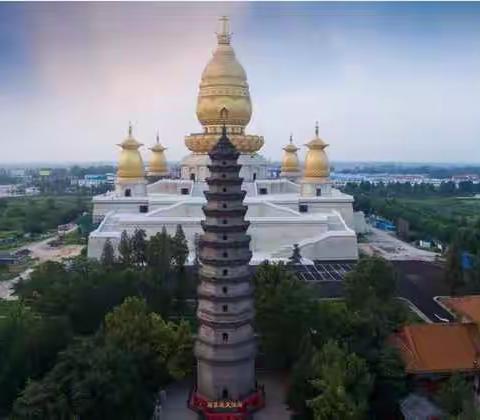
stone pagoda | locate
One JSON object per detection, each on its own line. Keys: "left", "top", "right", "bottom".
{"left": 189, "top": 118, "right": 264, "bottom": 418}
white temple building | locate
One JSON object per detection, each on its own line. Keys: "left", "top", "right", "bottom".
{"left": 87, "top": 17, "right": 361, "bottom": 263}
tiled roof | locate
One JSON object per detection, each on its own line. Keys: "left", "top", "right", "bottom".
{"left": 391, "top": 323, "right": 480, "bottom": 374}
{"left": 442, "top": 296, "right": 480, "bottom": 324}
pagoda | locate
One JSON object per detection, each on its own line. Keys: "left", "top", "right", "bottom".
{"left": 189, "top": 113, "right": 265, "bottom": 419}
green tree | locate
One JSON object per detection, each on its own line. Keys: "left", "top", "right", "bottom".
{"left": 146, "top": 227, "right": 172, "bottom": 282}
{"left": 445, "top": 241, "right": 464, "bottom": 295}
{"left": 131, "top": 228, "right": 147, "bottom": 267}
{"left": 254, "top": 262, "right": 316, "bottom": 368}
{"left": 11, "top": 337, "right": 151, "bottom": 420}
{"left": 118, "top": 230, "right": 132, "bottom": 267}
{"left": 0, "top": 302, "right": 71, "bottom": 413}
{"left": 171, "top": 224, "right": 189, "bottom": 272}
{"left": 104, "top": 297, "right": 193, "bottom": 384}
{"left": 101, "top": 238, "right": 116, "bottom": 269}
{"left": 437, "top": 374, "right": 473, "bottom": 417}
{"left": 307, "top": 340, "right": 373, "bottom": 420}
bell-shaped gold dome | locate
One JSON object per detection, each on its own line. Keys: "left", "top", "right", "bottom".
{"left": 117, "top": 124, "right": 145, "bottom": 180}
{"left": 147, "top": 133, "right": 168, "bottom": 177}
{"left": 281, "top": 135, "right": 300, "bottom": 173}
{"left": 303, "top": 123, "right": 330, "bottom": 180}
{"left": 196, "top": 17, "right": 252, "bottom": 128}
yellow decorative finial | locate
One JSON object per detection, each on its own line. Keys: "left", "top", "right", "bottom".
{"left": 217, "top": 16, "right": 231, "bottom": 45}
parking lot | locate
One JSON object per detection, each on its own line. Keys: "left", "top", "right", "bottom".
{"left": 293, "top": 261, "right": 356, "bottom": 282}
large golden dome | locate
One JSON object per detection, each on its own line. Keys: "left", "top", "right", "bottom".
{"left": 147, "top": 133, "right": 168, "bottom": 177}
{"left": 303, "top": 123, "right": 330, "bottom": 180}
{"left": 281, "top": 135, "right": 300, "bottom": 173}
{"left": 187, "top": 17, "right": 263, "bottom": 154}
{"left": 117, "top": 124, "right": 145, "bottom": 180}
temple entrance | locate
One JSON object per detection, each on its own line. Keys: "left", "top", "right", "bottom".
{"left": 190, "top": 173, "right": 196, "bottom": 181}
{"left": 253, "top": 173, "right": 257, "bottom": 181}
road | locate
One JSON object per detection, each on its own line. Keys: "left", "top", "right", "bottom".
{"left": 0, "top": 231, "right": 83, "bottom": 300}
{"left": 360, "top": 227, "right": 440, "bottom": 262}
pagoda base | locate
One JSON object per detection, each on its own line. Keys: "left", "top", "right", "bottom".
{"left": 188, "top": 388, "right": 265, "bottom": 419}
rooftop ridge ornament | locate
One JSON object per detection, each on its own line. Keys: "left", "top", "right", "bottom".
{"left": 216, "top": 16, "right": 232, "bottom": 45}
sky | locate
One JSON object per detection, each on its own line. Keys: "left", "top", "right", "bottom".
{"left": 1, "top": 2, "right": 479, "bottom": 164}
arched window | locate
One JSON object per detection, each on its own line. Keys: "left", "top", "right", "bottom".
{"left": 222, "top": 286, "right": 228, "bottom": 294}
{"left": 222, "top": 333, "right": 229, "bottom": 343}
{"left": 222, "top": 389, "right": 229, "bottom": 399}
{"left": 124, "top": 188, "right": 131, "bottom": 197}
{"left": 223, "top": 234, "right": 228, "bottom": 240}
{"left": 222, "top": 187, "right": 227, "bottom": 192}
{"left": 222, "top": 203, "right": 227, "bottom": 209}
{"left": 222, "top": 304, "right": 228, "bottom": 312}
{"left": 223, "top": 269, "right": 228, "bottom": 276}
{"left": 222, "top": 219, "right": 227, "bottom": 225}
{"left": 223, "top": 252, "right": 228, "bottom": 258}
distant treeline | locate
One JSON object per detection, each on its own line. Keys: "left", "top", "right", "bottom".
{"left": 339, "top": 164, "right": 480, "bottom": 178}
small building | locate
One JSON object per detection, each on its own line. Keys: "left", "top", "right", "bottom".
{"left": 391, "top": 295, "right": 480, "bottom": 396}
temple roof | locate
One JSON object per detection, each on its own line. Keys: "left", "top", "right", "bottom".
{"left": 442, "top": 295, "right": 480, "bottom": 323}
{"left": 391, "top": 323, "right": 480, "bottom": 374}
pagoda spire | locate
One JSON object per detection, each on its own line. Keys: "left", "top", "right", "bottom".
{"left": 216, "top": 16, "right": 232, "bottom": 45}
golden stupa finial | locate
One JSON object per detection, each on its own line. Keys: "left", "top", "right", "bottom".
{"left": 217, "top": 16, "right": 231, "bottom": 45}
{"left": 315, "top": 121, "right": 319, "bottom": 137}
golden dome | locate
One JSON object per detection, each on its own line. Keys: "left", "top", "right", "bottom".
{"left": 303, "top": 123, "right": 330, "bottom": 180}
{"left": 196, "top": 17, "right": 252, "bottom": 128}
{"left": 117, "top": 124, "right": 145, "bottom": 180}
{"left": 281, "top": 135, "right": 300, "bottom": 173}
{"left": 148, "top": 133, "right": 168, "bottom": 176}
{"left": 187, "top": 17, "right": 263, "bottom": 154}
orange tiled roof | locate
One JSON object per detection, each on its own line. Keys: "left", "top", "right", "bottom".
{"left": 391, "top": 323, "right": 480, "bottom": 374}
{"left": 442, "top": 296, "right": 480, "bottom": 323}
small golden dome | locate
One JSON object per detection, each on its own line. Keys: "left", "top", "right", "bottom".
{"left": 117, "top": 124, "right": 145, "bottom": 180}
{"left": 195, "top": 17, "right": 253, "bottom": 136}
{"left": 303, "top": 123, "right": 330, "bottom": 180}
{"left": 148, "top": 133, "right": 168, "bottom": 176}
{"left": 281, "top": 134, "right": 300, "bottom": 173}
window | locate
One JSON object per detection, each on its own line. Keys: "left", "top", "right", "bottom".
{"left": 222, "top": 187, "right": 227, "bottom": 192}
{"left": 222, "top": 286, "right": 228, "bottom": 294}
{"left": 223, "top": 235, "right": 228, "bottom": 240}
{"left": 223, "top": 252, "right": 228, "bottom": 258}
{"left": 223, "top": 269, "right": 228, "bottom": 276}
{"left": 222, "top": 174, "right": 226, "bottom": 178}
{"left": 190, "top": 173, "right": 195, "bottom": 181}
{"left": 222, "top": 219, "right": 227, "bottom": 225}
{"left": 139, "top": 205, "right": 148, "bottom": 213}
{"left": 253, "top": 173, "right": 257, "bottom": 181}
{"left": 222, "top": 333, "right": 229, "bottom": 343}
{"left": 222, "top": 305, "right": 228, "bottom": 312}
{"left": 316, "top": 188, "right": 322, "bottom": 197}
{"left": 222, "top": 203, "right": 227, "bottom": 209}
{"left": 299, "top": 204, "right": 308, "bottom": 213}
{"left": 124, "top": 188, "right": 131, "bottom": 197}
{"left": 222, "top": 161, "right": 226, "bottom": 165}
{"left": 259, "top": 188, "right": 267, "bottom": 195}
{"left": 181, "top": 188, "right": 189, "bottom": 195}
{"left": 222, "top": 389, "right": 229, "bottom": 399}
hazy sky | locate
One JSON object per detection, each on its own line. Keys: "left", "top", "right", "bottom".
{"left": 1, "top": 2, "right": 480, "bottom": 164}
